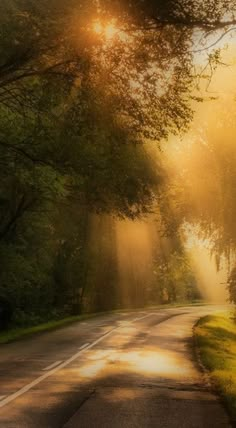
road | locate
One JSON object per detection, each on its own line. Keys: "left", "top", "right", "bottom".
{"left": 0, "top": 306, "right": 231, "bottom": 428}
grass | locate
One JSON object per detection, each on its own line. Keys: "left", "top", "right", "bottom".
{"left": 194, "top": 312, "right": 236, "bottom": 423}
{"left": 0, "top": 300, "right": 206, "bottom": 345}
{"left": 0, "top": 314, "right": 99, "bottom": 345}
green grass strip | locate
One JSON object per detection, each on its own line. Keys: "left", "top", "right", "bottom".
{"left": 0, "top": 300, "right": 205, "bottom": 345}
{"left": 0, "top": 314, "right": 97, "bottom": 344}
{"left": 194, "top": 312, "right": 236, "bottom": 423}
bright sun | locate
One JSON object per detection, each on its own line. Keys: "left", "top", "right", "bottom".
{"left": 93, "top": 21, "right": 103, "bottom": 34}
{"left": 104, "top": 23, "right": 118, "bottom": 39}
{"left": 92, "top": 20, "right": 118, "bottom": 40}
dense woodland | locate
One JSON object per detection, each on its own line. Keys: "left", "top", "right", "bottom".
{"left": 0, "top": 0, "right": 236, "bottom": 328}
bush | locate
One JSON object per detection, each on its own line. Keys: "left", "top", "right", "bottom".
{"left": 0, "top": 295, "right": 13, "bottom": 330}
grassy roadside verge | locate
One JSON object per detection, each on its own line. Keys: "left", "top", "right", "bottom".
{"left": 0, "top": 314, "right": 99, "bottom": 345}
{"left": 194, "top": 312, "right": 236, "bottom": 424}
{"left": 0, "top": 300, "right": 207, "bottom": 345}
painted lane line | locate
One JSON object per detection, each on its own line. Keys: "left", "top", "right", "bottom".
{"left": 79, "top": 343, "right": 90, "bottom": 350}
{"left": 0, "top": 327, "right": 117, "bottom": 409}
{"left": 131, "top": 313, "right": 154, "bottom": 322}
{"left": 0, "top": 313, "right": 157, "bottom": 409}
{"left": 43, "top": 361, "right": 62, "bottom": 371}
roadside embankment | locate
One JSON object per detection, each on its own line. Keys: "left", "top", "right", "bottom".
{"left": 194, "top": 312, "right": 236, "bottom": 424}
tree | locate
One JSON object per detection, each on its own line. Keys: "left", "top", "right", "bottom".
{"left": 0, "top": 0, "right": 235, "bottom": 325}
{"left": 228, "top": 266, "right": 236, "bottom": 304}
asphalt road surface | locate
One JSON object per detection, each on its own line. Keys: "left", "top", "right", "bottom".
{"left": 0, "top": 306, "right": 232, "bottom": 428}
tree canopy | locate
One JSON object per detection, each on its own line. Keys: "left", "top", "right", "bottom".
{"left": 0, "top": 0, "right": 235, "bottom": 325}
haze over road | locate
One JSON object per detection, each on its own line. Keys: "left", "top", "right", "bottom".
{"left": 0, "top": 306, "right": 231, "bottom": 427}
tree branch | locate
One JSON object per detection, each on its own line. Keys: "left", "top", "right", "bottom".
{"left": 0, "top": 140, "right": 55, "bottom": 167}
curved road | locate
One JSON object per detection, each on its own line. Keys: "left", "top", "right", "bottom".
{"left": 0, "top": 306, "right": 231, "bottom": 427}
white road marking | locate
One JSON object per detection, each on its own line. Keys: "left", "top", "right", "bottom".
{"left": 79, "top": 343, "right": 90, "bottom": 350}
{"left": 131, "top": 314, "right": 154, "bottom": 322}
{"left": 43, "top": 361, "right": 62, "bottom": 371}
{"left": 119, "top": 321, "right": 132, "bottom": 326}
{"left": 0, "top": 327, "right": 117, "bottom": 409}
{"left": 0, "top": 312, "right": 158, "bottom": 409}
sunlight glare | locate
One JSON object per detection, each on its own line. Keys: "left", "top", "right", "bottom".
{"left": 92, "top": 20, "right": 119, "bottom": 40}
{"left": 93, "top": 21, "right": 103, "bottom": 35}
{"left": 104, "top": 23, "right": 118, "bottom": 40}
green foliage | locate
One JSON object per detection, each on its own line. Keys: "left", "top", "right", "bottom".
{"left": 151, "top": 248, "right": 199, "bottom": 304}
{"left": 228, "top": 267, "right": 236, "bottom": 305}
{"left": 195, "top": 313, "right": 236, "bottom": 422}
{"left": 0, "top": 244, "right": 54, "bottom": 325}
{"left": 0, "top": 0, "right": 233, "bottom": 328}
